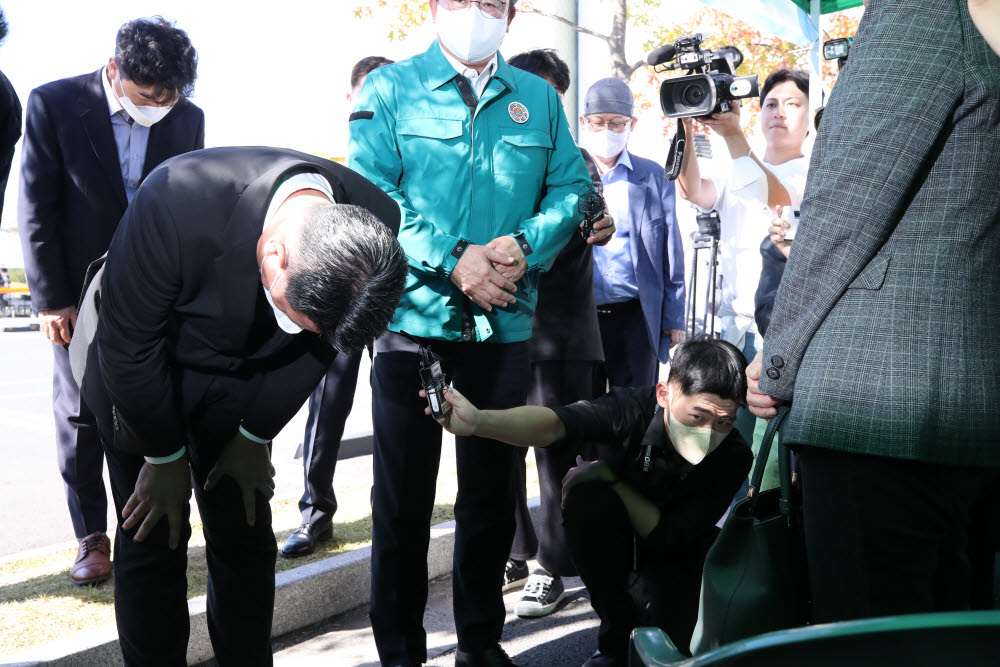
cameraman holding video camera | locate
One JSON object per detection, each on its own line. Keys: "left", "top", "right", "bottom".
{"left": 425, "top": 338, "right": 752, "bottom": 665}
{"left": 675, "top": 68, "right": 810, "bottom": 443}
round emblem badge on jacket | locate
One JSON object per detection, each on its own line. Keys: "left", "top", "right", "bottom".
{"left": 508, "top": 102, "right": 529, "bottom": 124}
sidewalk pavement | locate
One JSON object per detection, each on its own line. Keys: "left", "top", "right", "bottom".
{"left": 8, "top": 493, "right": 599, "bottom": 667}
{"left": 5, "top": 439, "right": 588, "bottom": 666}
{"left": 2, "top": 321, "right": 602, "bottom": 665}
{"left": 271, "top": 573, "right": 600, "bottom": 667}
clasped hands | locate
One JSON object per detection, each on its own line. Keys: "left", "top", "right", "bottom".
{"left": 121, "top": 431, "right": 275, "bottom": 549}
{"left": 449, "top": 215, "right": 615, "bottom": 311}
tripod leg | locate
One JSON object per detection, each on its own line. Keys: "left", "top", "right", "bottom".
{"left": 709, "top": 239, "right": 720, "bottom": 338}
{"left": 688, "top": 247, "right": 699, "bottom": 340}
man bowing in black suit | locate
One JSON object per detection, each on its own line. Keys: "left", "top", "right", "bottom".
{"left": 17, "top": 17, "right": 204, "bottom": 585}
{"left": 73, "top": 146, "right": 408, "bottom": 665}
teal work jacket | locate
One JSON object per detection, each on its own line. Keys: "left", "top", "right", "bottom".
{"left": 349, "top": 41, "right": 589, "bottom": 343}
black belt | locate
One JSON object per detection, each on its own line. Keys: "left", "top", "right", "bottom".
{"left": 596, "top": 299, "right": 640, "bottom": 317}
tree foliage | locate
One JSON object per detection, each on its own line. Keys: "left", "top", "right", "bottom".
{"left": 353, "top": 0, "right": 658, "bottom": 80}
{"left": 353, "top": 0, "right": 430, "bottom": 41}
{"left": 352, "top": 0, "right": 862, "bottom": 135}
{"left": 353, "top": 1, "right": 860, "bottom": 86}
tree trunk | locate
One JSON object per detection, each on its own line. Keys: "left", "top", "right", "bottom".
{"left": 608, "top": 0, "right": 631, "bottom": 80}
{"left": 519, "top": 0, "right": 647, "bottom": 81}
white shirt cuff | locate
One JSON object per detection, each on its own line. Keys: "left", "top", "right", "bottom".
{"left": 144, "top": 446, "right": 186, "bottom": 465}
{"left": 238, "top": 425, "right": 271, "bottom": 444}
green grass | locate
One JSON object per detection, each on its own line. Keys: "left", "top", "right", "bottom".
{"left": 0, "top": 454, "right": 539, "bottom": 655}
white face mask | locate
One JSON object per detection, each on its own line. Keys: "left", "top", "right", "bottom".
{"left": 116, "top": 74, "right": 173, "bottom": 127}
{"left": 260, "top": 257, "right": 304, "bottom": 335}
{"left": 581, "top": 127, "right": 629, "bottom": 161}
{"left": 435, "top": 4, "right": 508, "bottom": 63}
{"left": 666, "top": 389, "right": 727, "bottom": 465}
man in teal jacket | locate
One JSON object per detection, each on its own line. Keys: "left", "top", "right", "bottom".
{"left": 349, "top": 1, "right": 589, "bottom": 664}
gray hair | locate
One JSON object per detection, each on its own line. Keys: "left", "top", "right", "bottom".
{"left": 285, "top": 203, "right": 407, "bottom": 352}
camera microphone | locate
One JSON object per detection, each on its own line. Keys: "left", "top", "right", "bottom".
{"left": 647, "top": 44, "right": 677, "bottom": 67}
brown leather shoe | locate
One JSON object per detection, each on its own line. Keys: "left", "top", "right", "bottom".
{"left": 70, "top": 531, "right": 112, "bottom": 585}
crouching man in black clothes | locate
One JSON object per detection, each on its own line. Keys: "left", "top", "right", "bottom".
{"left": 424, "top": 339, "right": 752, "bottom": 666}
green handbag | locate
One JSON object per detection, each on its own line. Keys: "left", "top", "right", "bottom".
{"left": 688, "top": 405, "right": 810, "bottom": 654}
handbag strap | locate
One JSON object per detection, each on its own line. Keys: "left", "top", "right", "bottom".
{"left": 747, "top": 405, "right": 790, "bottom": 504}
{"left": 777, "top": 411, "right": 795, "bottom": 518}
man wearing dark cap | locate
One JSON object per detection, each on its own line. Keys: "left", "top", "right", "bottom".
{"left": 579, "top": 78, "right": 686, "bottom": 392}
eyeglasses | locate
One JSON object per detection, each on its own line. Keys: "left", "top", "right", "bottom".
{"left": 586, "top": 118, "right": 630, "bottom": 132}
{"left": 440, "top": 0, "right": 509, "bottom": 20}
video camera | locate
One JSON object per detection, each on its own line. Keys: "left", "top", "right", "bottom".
{"left": 648, "top": 34, "right": 760, "bottom": 119}
{"left": 823, "top": 36, "right": 853, "bottom": 70}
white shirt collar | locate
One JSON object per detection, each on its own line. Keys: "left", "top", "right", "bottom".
{"left": 263, "top": 172, "right": 336, "bottom": 231}
{"left": 101, "top": 66, "right": 125, "bottom": 117}
{"left": 440, "top": 47, "right": 499, "bottom": 97}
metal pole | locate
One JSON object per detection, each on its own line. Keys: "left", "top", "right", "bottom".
{"left": 809, "top": 0, "right": 823, "bottom": 119}
{"left": 549, "top": 0, "right": 578, "bottom": 135}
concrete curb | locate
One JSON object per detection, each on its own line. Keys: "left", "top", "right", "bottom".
{"left": 5, "top": 499, "right": 539, "bottom": 665}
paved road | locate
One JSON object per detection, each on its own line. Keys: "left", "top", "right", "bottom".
{"left": 272, "top": 573, "right": 601, "bottom": 667}
{"left": 0, "top": 317, "right": 376, "bottom": 558}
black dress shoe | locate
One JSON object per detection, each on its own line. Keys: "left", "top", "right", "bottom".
{"left": 455, "top": 644, "right": 521, "bottom": 667}
{"left": 280, "top": 522, "right": 333, "bottom": 558}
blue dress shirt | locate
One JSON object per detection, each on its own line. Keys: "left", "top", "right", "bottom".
{"left": 101, "top": 67, "right": 150, "bottom": 203}
{"left": 593, "top": 150, "right": 640, "bottom": 306}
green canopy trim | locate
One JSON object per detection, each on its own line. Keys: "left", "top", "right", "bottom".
{"left": 791, "top": 0, "right": 864, "bottom": 14}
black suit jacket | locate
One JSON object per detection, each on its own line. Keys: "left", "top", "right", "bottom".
{"left": 529, "top": 148, "right": 604, "bottom": 363}
{"left": 79, "top": 146, "right": 401, "bottom": 458}
{"left": 17, "top": 68, "right": 205, "bottom": 312}
{"left": 754, "top": 237, "right": 786, "bottom": 338}
{"left": 0, "top": 68, "right": 21, "bottom": 224}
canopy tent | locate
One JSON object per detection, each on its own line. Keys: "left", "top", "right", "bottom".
{"left": 790, "top": 0, "right": 864, "bottom": 14}
{"left": 697, "top": 0, "right": 864, "bottom": 114}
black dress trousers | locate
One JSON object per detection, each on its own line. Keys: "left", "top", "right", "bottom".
{"left": 594, "top": 300, "right": 659, "bottom": 393}
{"left": 369, "top": 332, "right": 529, "bottom": 665}
{"left": 52, "top": 342, "right": 108, "bottom": 539}
{"left": 796, "top": 445, "right": 1000, "bottom": 624}
{"left": 95, "top": 374, "right": 277, "bottom": 667}
{"left": 563, "top": 481, "right": 714, "bottom": 660}
{"left": 297, "top": 348, "right": 363, "bottom": 526}
{"left": 510, "top": 359, "right": 600, "bottom": 575}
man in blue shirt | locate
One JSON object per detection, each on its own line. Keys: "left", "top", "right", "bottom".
{"left": 579, "top": 78, "right": 686, "bottom": 391}
{"left": 349, "top": 1, "right": 590, "bottom": 664}
{"left": 18, "top": 17, "right": 204, "bottom": 586}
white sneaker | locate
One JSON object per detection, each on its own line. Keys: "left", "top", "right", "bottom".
{"left": 515, "top": 568, "right": 565, "bottom": 617}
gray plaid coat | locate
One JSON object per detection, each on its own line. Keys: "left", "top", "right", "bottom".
{"left": 758, "top": 0, "right": 1000, "bottom": 466}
